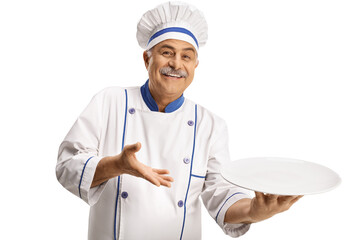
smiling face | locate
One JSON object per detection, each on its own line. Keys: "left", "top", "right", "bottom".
{"left": 143, "top": 39, "right": 199, "bottom": 104}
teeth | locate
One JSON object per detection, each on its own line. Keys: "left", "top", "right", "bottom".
{"left": 166, "top": 73, "right": 181, "bottom": 78}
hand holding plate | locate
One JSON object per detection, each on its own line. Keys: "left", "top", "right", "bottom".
{"left": 248, "top": 192, "right": 303, "bottom": 223}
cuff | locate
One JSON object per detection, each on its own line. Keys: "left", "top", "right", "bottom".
{"left": 78, "top": 155, "right": 108, "bottom": 206}
{"left": 216, "top": 192, "right": 251, "bottom": 238}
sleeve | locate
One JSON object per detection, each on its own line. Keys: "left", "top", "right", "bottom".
{"left": 201, "top": 120, "right": 252, "bottom": 238}
{"left": 56, "top": 90, "right": 108, "bottom": 206}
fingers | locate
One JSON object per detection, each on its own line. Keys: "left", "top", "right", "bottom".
{"left": 255, "top": 192, "right": 280, "bottom": 203}
{"left": 278, "top": 195, "right": 302, "bottom": 203}
{"left": 155, "top": 169, "right": 174, "bottom": 187}
{"left": 158, "top": 174, "right": 174, "bottom": 182}
{"left": 266, "top": 194, "right": 279, "bottom": 202}
{"left": 152, "top": 168, "right": 174, "bottom": 186}
{"left": 146, "top": 174, "right": 173, "bottom": 188}
{"left": 277, "top": 195, "right": 303, "bottom": 212}
{"left": 158, "top": 177, "right": 172, "bottom": 188}
{"left": 256, "top": 193, "right": 303, "bottom": 206}
{"left": 278, "top": 195, "right": 295, "bottom": 202}
{"left": 141, "top": 170, "right": 161, "bottom": 187}
{"left": 290, "top": 195, "right": 303, "bottom": 205}
{"left": 152, "top": 168, "right": 170, "bottom": 175}
{"left": 138, "top": 166, "right": 174, "bottom": 188}
{"left": 255, "top": 191, "right": 265, "bottom": 202}
{"left": 147, "top": 176, "right": 161, "bottom": 187}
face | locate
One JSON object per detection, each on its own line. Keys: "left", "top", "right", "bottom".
{"left": 143, "top": 39, "right": 199, "bottom": 99}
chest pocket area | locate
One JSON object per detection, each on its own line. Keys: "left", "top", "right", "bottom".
{"left": 188, "top": 155, "right": 207, "bottom": 198}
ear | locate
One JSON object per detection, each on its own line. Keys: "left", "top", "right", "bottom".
{"left": 143, "top": 51, "right": 150, "bottom": 69}
{"left": 195, "top": 59, "right": 199, "bottom": 69}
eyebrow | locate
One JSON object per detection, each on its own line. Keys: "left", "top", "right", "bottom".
{"left": 159, "top": 44, "right": 196, "bottom": 54}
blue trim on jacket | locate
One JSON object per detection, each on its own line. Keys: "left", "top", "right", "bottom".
{"left": 140, "top": 80, "right": 184, "bottom": 113}
{"left": 78, "top": 156, "right": 94, "bottom": 199}
{"left": 180, "top": 104, "right": 198, "bottom": 240}
{"left": 191, "top": 174, "right": 205, "bottom": 179}
{"left": 114, "top": 89, "right": 128, "bottom": 240}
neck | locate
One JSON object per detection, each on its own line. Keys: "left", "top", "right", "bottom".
{"left": 148, "top": 83, "right": 182, "bottom": 113}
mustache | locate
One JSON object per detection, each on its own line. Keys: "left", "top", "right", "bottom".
{"left": 160, "top": 67, "right": 188, "bottom": 78}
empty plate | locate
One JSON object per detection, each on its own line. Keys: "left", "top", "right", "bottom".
{"left": 221, "top": 157, "right": 341, "bottom": 195}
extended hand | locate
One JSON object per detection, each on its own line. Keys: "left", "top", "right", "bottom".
{"left": 224, "top": 192, "right": 303, "bottom": 224}
{"left": 91, "top": 142, "right": 174, "bottom": 188}
{"left": 116, "top": 142, "right": 174, "bottom": 187}
{"left": 248, "top": 192, "right": 303, "bottom": 222}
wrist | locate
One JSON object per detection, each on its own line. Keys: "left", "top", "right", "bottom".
{"left": 225, "top": 198, "right": 256, "bottom": 224}
{"left": 240, "top": 200, "right": 258, "bottom": 224}
{"left": 91, "top": 155, "right": 121, "bottom": 188}
{"left": 108, "top": 155, "right": 124, "bottom": 175}
{"left": 97, "top": 155, "right": 122, "bottom": 176}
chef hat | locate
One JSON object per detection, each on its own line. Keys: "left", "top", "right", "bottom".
{"left": 136, "top": 1, "right": 208, "bottom": 52}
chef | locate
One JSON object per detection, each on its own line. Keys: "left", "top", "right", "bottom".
{"left": 56, "top": 2, "right": 302, "bottom": 240}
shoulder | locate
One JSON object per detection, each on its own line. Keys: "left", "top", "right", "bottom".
{"left": 185, "top": 99, "right": 228, "bottom": 143}
{"left": 186, "top": 98, "right": 227, "bottom": 128}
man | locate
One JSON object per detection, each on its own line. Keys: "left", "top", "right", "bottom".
{"left": 56, "top": 2, "right": 302, "bottom": 239}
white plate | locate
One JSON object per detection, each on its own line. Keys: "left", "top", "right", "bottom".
{"left": 221, "top": 157, "right": 341, "bottom": 195}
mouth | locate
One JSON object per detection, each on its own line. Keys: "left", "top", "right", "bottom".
{"left": 162, "top": 73, "right": 184, "bottom": 79}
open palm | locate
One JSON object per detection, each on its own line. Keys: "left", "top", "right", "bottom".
{"left": 118, "top": 142, "right": 174, "bottom": 187}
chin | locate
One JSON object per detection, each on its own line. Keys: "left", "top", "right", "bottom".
{"left": 161, "top": 83, "right": 184, "bottom": 95}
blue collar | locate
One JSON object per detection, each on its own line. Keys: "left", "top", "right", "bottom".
{"left": 140, "top": 80, "right": 185, "bottom": 113}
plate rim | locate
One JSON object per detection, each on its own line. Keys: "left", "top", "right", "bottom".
{"left": 220, "top": 157, "right": 341, "bottom": 195}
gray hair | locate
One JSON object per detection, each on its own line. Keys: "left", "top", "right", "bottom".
{"left": 146, "top": 48, "right": 153, "bottom": 58}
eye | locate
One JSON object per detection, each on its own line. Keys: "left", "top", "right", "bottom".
{"left": 183, "top": 55, "right": 191, "bottom": 60}
{"left": 162, "top": 51, "right": 173, "bottom": 56}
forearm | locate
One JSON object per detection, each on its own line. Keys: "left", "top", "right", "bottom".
{"left": 224, "top": 198, "right": 255, "bottom": 224}
{"left": 91, "top": 155, "right": 122, "bottom": 188}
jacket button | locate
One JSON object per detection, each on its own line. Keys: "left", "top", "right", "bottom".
{"left": 178, "top": 200, "right": 184, "bottom": 208}
{"left": 129, "top": 108, "right": 135, "bottom": 114}
{"left": 187, "top": 120, "right": 194, "bottom": 126}
{"left": 121, "top": 191, "right": 128, "bottom": 199}
{"left": 183, "top": 158, "right": 190, "bottom": 164}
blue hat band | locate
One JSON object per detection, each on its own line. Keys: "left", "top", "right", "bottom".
{"left": 147, "top": 27, "right": 199, "bottom": 48}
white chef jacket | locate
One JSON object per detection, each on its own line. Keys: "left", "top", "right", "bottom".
{"left": 56, "top": 80, "right": 251, "bottom": 240}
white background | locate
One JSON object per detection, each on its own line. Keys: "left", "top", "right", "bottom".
{"left": 1, "top": 0, "right": 359, "bottom": 239}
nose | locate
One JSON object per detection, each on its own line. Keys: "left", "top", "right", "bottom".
{"left": 168, "top": 56, "right": 181, "bottom": 70}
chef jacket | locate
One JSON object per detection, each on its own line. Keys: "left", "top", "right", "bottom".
{"left": 56, "top": 80, "right": 251, "bottom": 240}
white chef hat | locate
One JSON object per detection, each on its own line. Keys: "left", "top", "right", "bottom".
{"left": 136, "top": 1, "right": 208, "bottom": 52}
